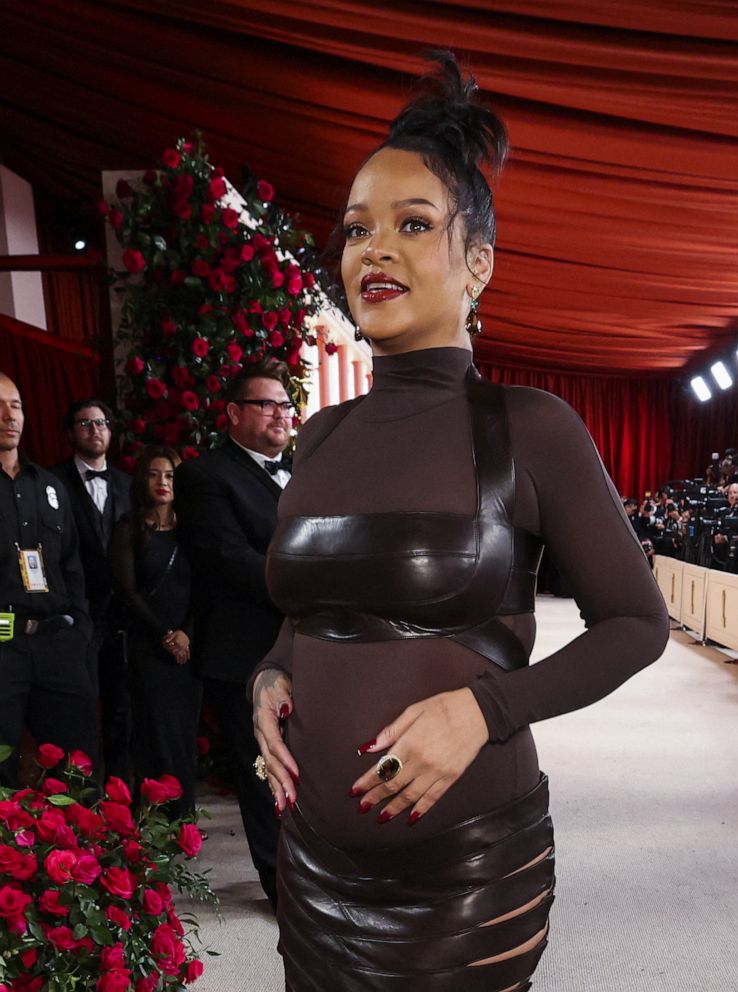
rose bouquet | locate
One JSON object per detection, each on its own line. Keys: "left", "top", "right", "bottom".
{"left": 0, "top": 743, "right": 217, "bottom": 992}
{"left": 100, "top": 134, "right": 325, "bottom": 468}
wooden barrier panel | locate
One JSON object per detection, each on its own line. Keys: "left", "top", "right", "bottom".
{"left": 653, "top": 556, "right": 684, "bottom": 623}
{"left": 705, "top": 569, "right": 738, "bottom": 652}
{"left": 680, "top": 563, "right": 709, "bottom": 639}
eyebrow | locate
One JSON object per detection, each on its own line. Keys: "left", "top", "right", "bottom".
{"left": 344, "top": 197, "right": 440, "bottom": 214}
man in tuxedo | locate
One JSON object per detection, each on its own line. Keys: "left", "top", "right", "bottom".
{"left": 175, "top": 360, "right": 292, "bottom": 908}
{"left": 50, "top": 399, "right": 132, "bottom": 780}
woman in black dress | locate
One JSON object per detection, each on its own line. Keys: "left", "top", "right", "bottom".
{"left": 250, "top": 54, "right": 669, "bottom": 991}
{"left": 111, "top": 445, "right": 201, "bottom": 817}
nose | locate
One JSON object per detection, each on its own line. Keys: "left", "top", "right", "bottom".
{"left": 361, "top": 241, "right": 398, "bottom": 266}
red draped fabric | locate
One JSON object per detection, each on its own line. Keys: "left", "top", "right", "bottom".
{"left": 0, "top": 314, "right": 99, "bottom": 465}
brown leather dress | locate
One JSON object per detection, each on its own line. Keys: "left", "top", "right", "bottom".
{"left": 258, "top": 347, "right": 669, "bottom": 991}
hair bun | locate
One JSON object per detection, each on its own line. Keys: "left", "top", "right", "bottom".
{"left": 388, "top": 50, "right": 508, "bottom": 178}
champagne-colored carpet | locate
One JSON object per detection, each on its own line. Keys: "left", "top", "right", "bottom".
{"left": 183, "top": 595, "right": 738, "bottom": 991}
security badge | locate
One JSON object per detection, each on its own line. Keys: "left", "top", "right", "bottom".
{"left": 17, "top": 545, "right": 49, "bottom": 593}
{"left": 46, "top": 485, "right": 59, "bottom": 509}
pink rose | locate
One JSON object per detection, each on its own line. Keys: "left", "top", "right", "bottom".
{"left": 68, "top": 749, "right": 93, "bottom": 776}
{"left": 38, "top": 890, "right": 69, "bottom": 917}
{"left": 122, "top": 249, "right": 145, "bottom": 274}
{"left": 44, "top": 850, "right": 77, "bottom": 884}
{"left": 184, "top": 959, "right": 205, "bottom": 984}
{"left": 101, "top": 866, "right": 137, "bottom": 900}
{"left": 14, "top": 830, "right": 35, "bottom": 848}
{"left": 177, "top": 824, "right": 202, "bottom": 858}
{"left": 37, "top": 743, "right": 65, "bottom": 769}
{"left": 106, "top": 905, "right": 132, "bottom": 932}
{"left": 161, "top": 148, "right": 181, "bottom": 169}
{"left": 256, "top": 179, "right": 275, "bottom": 202}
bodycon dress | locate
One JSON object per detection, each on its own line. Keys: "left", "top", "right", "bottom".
{"left": 257, "top": 346, "right": 669, "bottom": 991}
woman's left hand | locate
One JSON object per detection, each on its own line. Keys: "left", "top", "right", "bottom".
{"left": 349, "top": 688, "right": 489, "bottom": 825}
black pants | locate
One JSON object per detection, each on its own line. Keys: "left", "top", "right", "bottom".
{"left": 0, "top": 628, "right": 98, "bottom": 786}
{"left": 92, "top": 624, "right": 133, "bottom": 784}
{"left": 204, "top": 677, "right": 280, "bottom": 909}
{"left": 128, "top": 634, "right": 202, "bottom": 818}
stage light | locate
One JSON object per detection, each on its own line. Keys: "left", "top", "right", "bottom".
{"left": 74, "top": 239, "right": 87, "bottom": 251}
{"left": 690, "top": 376, "right": 712, "bottom": 402}
{"left": 711, "top": 361, "right": 733, "bottom": 390}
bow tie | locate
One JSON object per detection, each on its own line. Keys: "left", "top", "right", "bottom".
{"left": 263, "top": 460, "right": 283, "bottom": 476}
{"left": 85, "top": 469, "right": 109, "bottom": 481}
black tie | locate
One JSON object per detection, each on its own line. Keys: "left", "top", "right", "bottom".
{"left": 263, "top": 461, "right": 282, "bottom": 476}
{"left": 85, "top": 469, "right": 109, "bottom": 481}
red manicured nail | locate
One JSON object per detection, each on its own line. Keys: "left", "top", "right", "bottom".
{"left": 279, "top": 703, "right": 290, "bottom": 719}
{"left": 273, "top": 804, "right": 282, "bottom": 819}
{"left": 407, "top": 811, "right": 422, "bottom": 827}
{"left": 287, "top": 795, "right": 296, "bottom": 811}
{"left": 377, "top": 810, "right": 393, "bottom": 824}
{"left": 290, "top": 770, "right": 301, "bottom": 785}
{"left": 349, "top": 786, "right": 363, "bottom": 798}
{"left": 358, "top": 802, "right": 372, "bottom": 815}
{"left": 357, "top": 739, "right": 377, "bottom": 755}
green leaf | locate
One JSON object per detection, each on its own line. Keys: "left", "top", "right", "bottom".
{"left": 89, "top": 924, "right": 115, "bottom": 946}
{"left": 0, "top": 744, "right": 14, "bottom": 764}
{"left": 72, "top": 923, "right": 88, "bottom": 939}
{"left": 47, "top": 794, "right": 77, "bottom": 806}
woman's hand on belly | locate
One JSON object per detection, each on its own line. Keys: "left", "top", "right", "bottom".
{"left": 252, "top": 668, "right": 300, "bottom": 815}
{"left": 349, "top": 688, "right": 488, "bottom": 825}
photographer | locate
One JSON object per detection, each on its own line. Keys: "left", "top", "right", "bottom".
{"left": 653, "top": 500, "right": 683, "bottom": 558}
{"left": 713, "top": 482, "right": 738, "bottom": 570}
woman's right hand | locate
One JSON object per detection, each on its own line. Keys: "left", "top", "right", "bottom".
{"left": 252, "top": 667, "right": 299, "bottom": 815}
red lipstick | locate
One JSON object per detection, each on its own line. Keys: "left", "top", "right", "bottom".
{"left": 361, "top": 271, "right": 408, "bottom": 304}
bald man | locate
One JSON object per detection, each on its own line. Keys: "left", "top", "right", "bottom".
{"left": 0, "top": 373, "right": 97, "bottom": 784}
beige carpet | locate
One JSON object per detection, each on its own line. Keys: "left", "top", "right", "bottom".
{"left": 182, "top": 595, "right": 738, "bottom": 991}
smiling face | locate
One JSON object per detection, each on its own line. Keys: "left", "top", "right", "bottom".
{"left": 340, "top": 148, "right": 493, "bottom": 355}
{"left": 147, "top": 457, "right": 175, "bottom": 507}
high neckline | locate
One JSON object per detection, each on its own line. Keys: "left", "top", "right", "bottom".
{"left": 357, "top": 347, "right": 474, "bottom": 422}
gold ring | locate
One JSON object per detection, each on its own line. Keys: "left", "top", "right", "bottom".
{"left": 253, "top": 755, "right": 268, "bottom": 781}
{"left": 376, "top": 753, "right": 403, "bottom": 782}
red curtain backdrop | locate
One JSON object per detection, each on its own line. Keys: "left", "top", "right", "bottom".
{"left": 0, "top": 314, "right": 99, "bottom": 465}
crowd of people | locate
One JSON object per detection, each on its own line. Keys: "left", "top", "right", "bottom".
{"left": 623, "top": 451, "right": 738, "bottom": 570}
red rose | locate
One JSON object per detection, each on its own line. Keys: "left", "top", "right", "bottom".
{"left": 191, "top": 337, "right": 209, "bottom": 358}
{"left": 221, "top": 207, "right": 239, "bottom": 229}
{"left": 145, "top": 379, "right": 168, "bottom": 401}
{"left": 207, "top": 268, "right": 228, "bottom": 292}
{"left": 260, "top": 251, "right": 277, "bottom": 274}
{"left": 10, "top": 851, "right": 37, "bottom": 881}
{"left": 170, "top": 269, "right": 186, "bottom": 286}
{"left": 139, "top": 778, "right": 169, "bottom": 805}
{"left": 215, "top": 413, "right": 228, "bottom": 431}
{"left": 36, "top": 809, "right": 66, "bottom": 843}
{"left": 175, "top": 174, "right": 194, "bottom": 198}
{"left": 181, "top": 446, "right": 200, "bottom": 461}
{"left": 271, "top": 270, "right": 285, "bottom": 289}
{"left": 200, "top": 204, "right": 216, "bottom": 225}
{"left": 143, "top": 169, "right": 157, "bottom": 185}
{"left": 155, "top": 882, "right": 173, "bottom": 908}
{"left": 109, "top": 207, "right": 124, "bottom": 231}
{"left": 174, "top": 200, "right": 192, "bottom": 220}
{"left": 115, "top": 179, "right": 131, "bottom": 199}
{"left": 46, "top": 925, "right": 76, "bottom": 951}
{"left": 184, "top": 959, "right": 205, "bottom": 984}
{"left": 73, "top": 854, "right": 102, "bottom": 885}
{"left": 125, "top": 355, "right": 145, "bottom": 376}
{"left": 196, "top": 233, "right": 210, "bottom": 250}
{"left": 106, "top": 777, "right": 132, "bottom": 805}
{"left": 249, "top": 299, "right": 263, "bottom": 313}
{"left": 159, "top": 774, "right": 183, "bottom": 800}
{"left": 160, "top": 319, "right": 177, "bottom": 337}
{"left": 213, "top": 165, "right": 225, "bottom": 177}
{"left": 129, "top": 419, "right": 146, "bottom": 436}
{"left": 41, "top": 776, "right": 67, "bottom": 795}
{"left": 101, "top": 943, "right": 126, "bottom": 971}
{"left": 305, "top": 272, "right": 316, "bottom": 289}
{"left": 96, "top": 199, "right": 110, "bottom": 217}
{"left": 192, "top": 258, "right": 211, "bottom": 277}
{"left": 278, "top": 307, "right": 291, "bottom": 326}
{"left": 0, "top": 884, "right": 32, "bottom": 922}
{"left": 0, "top": 801, "right": 32, "bottom": 831}
{"left": 106, "top": 905, "right": 133, "bottom": 932}
{"left": 142, "top": 889, "right": 164, "bottom": 915}
{"left": 325, "top": 342, "right": 338, "bottom": 356}
{"left": 100, "top": 801, "right": 136, "bottom": 837}
{"left": 38, "top": 890, "right": 69, "bottom": 917}
{"left": 37, "top": 742, "right": 65, "bottom": 768}
{"left": 226, "top": 343, "right": 243, "bottom": 363}
{"left": 262, "top": 311, "right": 278, "bottom": 332}
{"left": 123, "top": 839, "right": 143, "bottom": 864}
{"left": 256, "top": 179, "right": 275, "bottom": 202}
{"left": 162, "top": 148, "right": 181, "bottom": 169}
{"left": 65, "top": 805, "right": 106, "bottom": 840}
{"left": 269, "top": 331, "right": 284, "bottom": 348}
{"left": 181, "top": 391, "right": 199, "bottom": 412}
{"left": 69, "top": 749, "right": 93, "bottom": 776}
{"left": 54, "top": 824, "right": 79, "bottom": 850}
{"left": 151, "top": 922, "right": 187, "bottom": 975}
{"left": 20, "top": 947, "right": 38, "bottom": 968}
{"left": 44, "top": 850, "right": 77, "bottom": 884}
{"left": 177, "top": 824, "right": 203, "bottom": 858}
{"left": 97, "top": 969, "right": 133, "bottom": 992}
{"left": 287, "top": 274, "right": 303, "bottom": 296}
{"left": 101, "top": 866, "right": 137, "bottom": 899}
{"left": 75, "top": 934, "right": 95, "bottom": 954}
{"left": 162, "top": 423, "right": 180, "bottom": 445}
{"left": 220, "top": 246, "right": 242, "bottom": 273}
{"left": 0, "top": 845, "right": 21, "bottom": 875}
{"left": 205, "top": 376, "right": 222, "bottom": 395}
{"left": 135, "top": 976, "right": 158, "bottom": 992}
{"left": 207, "top": 177, "right": 227, "bottom": 202}
{"left": 171, "top": 366, "right": 194, "bottom": 389}
{"left": 122, "top": 249, "right": 145, "bottom": 274}
{"left": 240, "top": 243, "right": 255, "bottom": 262}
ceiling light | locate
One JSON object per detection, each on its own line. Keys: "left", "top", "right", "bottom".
{"left": 711, "top": 361, "right": 733, "bottom": 390}
{"left": 74, "top": 239, "right": 87, "bottom": 251}
{"left": 690, "top": 376, "right": 712, "bottom": 402}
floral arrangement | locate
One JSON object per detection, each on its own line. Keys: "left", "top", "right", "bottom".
{"left": 0, "top": 744, "right": 216, "bottom": 992}
{"left": 99, "top": 135, "right": 325, "bottom": 468}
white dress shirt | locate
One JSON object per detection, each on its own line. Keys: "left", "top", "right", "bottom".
{"left": 231, "top": 440, "right": 291, "bottom": 490}
{"left": 74, "top": 454, "right": 109, "bottom": 512}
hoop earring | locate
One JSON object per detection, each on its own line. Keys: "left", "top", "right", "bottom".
{"left": 466, "top": 287, "right": 482, "bottom": 337}
{"left": 354, "top": 326, "right": 363, "bottom": 342}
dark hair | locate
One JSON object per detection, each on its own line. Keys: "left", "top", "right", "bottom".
{"left": 129, "top": 445, "right": 181, "bottom": 538}
{"left": 63, "top": 397, "right": 114, "bottom": 433}
{"left": 223, "top": 359, "right": 290, "bottom": 405}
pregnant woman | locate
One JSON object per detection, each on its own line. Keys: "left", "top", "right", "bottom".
{"left": 251, "top": 53, "right": 669, "bottom": 991}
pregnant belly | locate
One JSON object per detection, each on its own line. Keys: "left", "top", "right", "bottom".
{"left": 286, "top": 634, "right": 540, "bottom": 849}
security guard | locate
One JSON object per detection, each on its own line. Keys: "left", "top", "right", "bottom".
{"left": 0, "top": 372, "right": 97, "bottom": 785}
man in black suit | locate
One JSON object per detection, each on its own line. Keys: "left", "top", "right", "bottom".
{"left": 50, "top": 398, "right": 132, "bottom": 781}
{"left": 175, "top": 360, "right": 292, "bottom": 908}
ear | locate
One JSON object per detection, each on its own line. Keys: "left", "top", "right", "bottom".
{"left": 466, "top": 242, "right": 494, "bottom": 293}
{"left": 226, "top": 402, "right": 240, "bottom": 427}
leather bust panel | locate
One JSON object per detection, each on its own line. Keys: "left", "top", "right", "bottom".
{"left": 267, "top": 370, "right": 543, "bottom": 672}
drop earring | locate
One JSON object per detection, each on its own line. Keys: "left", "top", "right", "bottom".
{"left": 466, "top": 286, "right": 482, "bottom": 337}
{"left": 354, "top": 326, "right": 363, "bottom": 342}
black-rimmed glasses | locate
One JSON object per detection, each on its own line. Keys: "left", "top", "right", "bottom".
{"left": 74, "top": 418, "right": 111, "bottom": 430}
{"left": 233, "top": 400, "right": 295, "bottom": 417}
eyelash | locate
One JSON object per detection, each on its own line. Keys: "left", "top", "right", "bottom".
{"left": 343, "top": 216, "right": 432, "bottom": 240}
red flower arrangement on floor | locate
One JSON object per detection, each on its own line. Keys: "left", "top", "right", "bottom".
{"left": 0, "top": 744, "right": 216, "bottom": 992}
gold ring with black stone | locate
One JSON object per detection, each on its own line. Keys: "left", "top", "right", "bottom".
{"left": 376, "top": 753, "right": 403, "bottom": 782}
{"left": 253, "top": 755, "right": 268, "bottom": 781}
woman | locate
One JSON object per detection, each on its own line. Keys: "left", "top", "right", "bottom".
{"left": 251, "top": 54, "right": 669, "bottom": 991}
{"left": 111, "top": 445, "right": 201, "bottom": 817}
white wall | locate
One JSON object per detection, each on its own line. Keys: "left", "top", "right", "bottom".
{"left": 0, "top": 166, "right": 47, "bottom": 329}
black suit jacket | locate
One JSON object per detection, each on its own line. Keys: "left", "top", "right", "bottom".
{"left": 174, "top": 438, "right": 285, "bottom": 683}
{"left": 49, "top": 458, "right": 132, "bottom": 623}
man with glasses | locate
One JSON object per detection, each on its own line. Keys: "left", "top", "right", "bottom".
{"left": 0, "top": 373, "right": 97, "bottom": 785}
{"left": 51, "top": 398, "right": 132, "bottom": 781}
{"left": 176, "top": 359, "right": 292, "bottom": 909}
